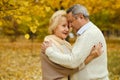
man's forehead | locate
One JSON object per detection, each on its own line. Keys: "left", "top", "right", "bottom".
{"left": 67, "top": 12, "right": 73, "bottom": 20}
{"left": 67, "top": 12, "right": 72, "bottom": 17}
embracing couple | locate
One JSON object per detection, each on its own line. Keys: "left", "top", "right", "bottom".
{"left": 41, "top": 4, "right": 109, "bottom": 80}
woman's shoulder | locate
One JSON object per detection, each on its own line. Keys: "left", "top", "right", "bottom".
{"left": 44, "top": 35, "right": 53, "bottom": 41}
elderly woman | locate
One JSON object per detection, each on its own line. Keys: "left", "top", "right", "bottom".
{"left": 41, "top": 10, "right": 102, "bottom": 80}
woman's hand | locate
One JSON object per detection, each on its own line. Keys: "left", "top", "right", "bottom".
{"left": 41, "top": 41, "right": 52, "bottom": 54}
{"left": 90, "top": 42, "right": 103, "bottom": 58}
{"left": 84, "top": 42, "right": 103, "bottom": 64}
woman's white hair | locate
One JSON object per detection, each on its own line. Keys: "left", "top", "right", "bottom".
{"left": 49, "top": 10, "right": 66, "bottom": 34}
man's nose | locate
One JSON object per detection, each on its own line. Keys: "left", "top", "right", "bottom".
{"left": 69, "top": 23, "right": 72, "bottom": 27}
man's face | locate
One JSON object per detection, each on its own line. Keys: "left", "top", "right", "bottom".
{"left": 67, "top": 12, "right": 80, "bottom": 32}
{"left": 67, "top": 12, "right": 73, "bottom": 28}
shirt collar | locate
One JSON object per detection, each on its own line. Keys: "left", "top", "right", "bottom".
{"left": 77, "top": 21, "right": 93, "bottom": 36}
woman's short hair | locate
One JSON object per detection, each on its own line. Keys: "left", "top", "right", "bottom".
{"left": 49, "top": 10, "right": 66, "bottom": 34}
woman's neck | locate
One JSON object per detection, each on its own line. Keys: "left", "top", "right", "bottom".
{"left": 53, "top": 34, "right": 65, "bottom": 40}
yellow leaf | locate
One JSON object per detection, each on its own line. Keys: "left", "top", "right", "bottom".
{"left": 23, "top": 1, "right": 29, "bottom": 6}
{"left": 0, "top": 1, "right": 3, "bottom": 5}
{"left": 45, "top": 7, "right": 51, "bottom": 12}
{"left": 19, "top": 7, "right": 26, "bottom": 12}
{"left": 25, "top": 16, "right": 32, "bottom": 22}
{"left": 16, "top": 19, "right": 22, "bottom": 24}
{"left": 30, "top": 26, "right": 37, "bottom": 33}
{"left": 35, "top": 20, "right": 39, "bottom": 26}
{"left": 25, "top": 34, "right": 30, "bottom": 39}
{"left": 40, "top": 0, "right": 45, "bottom": 4}
{"left": 0, "top": 21, "right": 2, "bottom": 26}
{"left": 9, "top": 0, "right": 16, "bottom": 6}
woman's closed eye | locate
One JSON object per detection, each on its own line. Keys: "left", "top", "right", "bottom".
{"left": 62, "top": 24, "right": 66, "bottom": 27}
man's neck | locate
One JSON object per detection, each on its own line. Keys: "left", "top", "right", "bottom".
{"left": 77, "top": 20, "right": 89, "bottom": 32}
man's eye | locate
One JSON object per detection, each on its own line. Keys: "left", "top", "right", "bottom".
{"left": 69, "top": 21, "right": 72, "bottom": 23}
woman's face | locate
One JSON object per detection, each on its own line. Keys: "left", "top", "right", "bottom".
{"left": 53, "top": 16, "right": 69, "bottom": 40}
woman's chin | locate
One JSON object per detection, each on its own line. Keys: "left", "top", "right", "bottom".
{"left": 63, "top": 36, "right": 67, "bottom": 39}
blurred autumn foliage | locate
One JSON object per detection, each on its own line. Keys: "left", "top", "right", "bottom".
{"left": 0, "top": 0, "right": 120, "bottom": 41}
{"left": 0, "top": 0, "right": 120, "bottom": 80}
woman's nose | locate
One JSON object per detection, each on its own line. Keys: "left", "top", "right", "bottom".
{"left": 65, "top": 26, "right": 69, "bottom": 31}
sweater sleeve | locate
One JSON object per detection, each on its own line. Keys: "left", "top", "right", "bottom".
{"left": 45, "top": 46, "right": 85, "bottom": 69}
{"left": 45, "top": 32, "right": 96, "bottom": 69}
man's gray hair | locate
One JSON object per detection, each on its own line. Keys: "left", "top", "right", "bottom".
{"left": 67, "top": 4, "right": 89, "bottom": 18}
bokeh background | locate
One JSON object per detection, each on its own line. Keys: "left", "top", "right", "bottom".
{"left": 0, "top": 0, "right": 120, "bottom": 80}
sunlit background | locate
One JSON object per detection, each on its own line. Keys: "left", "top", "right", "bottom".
{"left": 0, "top": 0, "right": 120, "bottom": 80}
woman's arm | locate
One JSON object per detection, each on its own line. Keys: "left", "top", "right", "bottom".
{"left": 84, "top": 42, "right": 103, "bottom": 65}
{"left": 41, "top": 41, "right": 103, "bottom": 69}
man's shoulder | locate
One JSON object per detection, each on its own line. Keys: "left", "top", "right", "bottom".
{"left": 86, "top": 25, "right": 102, "bottom": 34}
{"left": 79, "top": 26, "right": 103, "bottom": 40}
